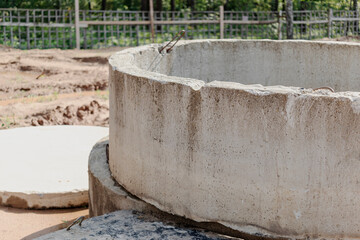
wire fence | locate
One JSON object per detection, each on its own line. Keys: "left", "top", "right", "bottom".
{"left": 0, "top": 8, "right": 359, "bottom": 50}
{"left": 224, "top": 11, "right": 279, "bottom": 39}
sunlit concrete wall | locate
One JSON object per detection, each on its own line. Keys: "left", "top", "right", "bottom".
{"left": 109, "top": 40, "right": 360, "bottom": 239}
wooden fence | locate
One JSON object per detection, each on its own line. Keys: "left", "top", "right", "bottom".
{"left": 0, "top": 7, "right": 359, "bottom": 50}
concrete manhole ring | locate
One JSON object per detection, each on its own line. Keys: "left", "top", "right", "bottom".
{"left": 107, "top": 40, "right": 360, "bottom": 239}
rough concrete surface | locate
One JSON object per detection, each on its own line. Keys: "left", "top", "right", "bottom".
{"left": 89, "top": 138, "right": 252, "bottom": 239}
{"left": 88, "top": 137, "right": 159, "bottom": 217}
{"left": 108, "top": 40, "right": 360, "bottom": 239}
{"left": 0, "top": 125, "right": 108, "bottom": 209}
{"left": 36, "top": 210, "right": 234, "bottom": 240}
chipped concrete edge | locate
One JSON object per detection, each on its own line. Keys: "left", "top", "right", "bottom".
{"left": 0, "top": 190, "right": 88, "bottom": 209}
{"left": 88, "top": 136, "right": 159, "bottom": 217}
{"left": 108, "top": 39, "right": 360, "bottom": 109}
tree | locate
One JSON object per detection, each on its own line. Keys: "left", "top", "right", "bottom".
{"left": 171, "top": 0, "right": 175, "bottom": 11}
{"left": 285, "top": 0, "right": 293, "bottom": 39}
{"left": 101, "top": 0, "right": 107, "bottom": 10}
{"left": 141, "top": 0, "right": 149, "bottom": 10}
{"left": 0, "top": 0, "right": 356, "bottom": 11}
{"left": 187, "top": 0, "right": 195, "bottom": 10}
{"left": 271, "top": 0, "right": 279, "bottom": 11}
{"left": 155, "top": 0, "right": 162, "bottom": 11}
{"left": 353, "top": 0, "right": 358, "bottom": 33}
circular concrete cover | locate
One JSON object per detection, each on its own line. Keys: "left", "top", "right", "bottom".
{"left": 0, "top": 126, "right": 108, "bottom": 209}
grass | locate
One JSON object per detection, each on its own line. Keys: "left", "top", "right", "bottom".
{"left": 95, "top": 90, "right": 109, "bottom": 100}
{"left": 0, "top": 115, "right": 16, "bottom": 129}
{"left": 18, "top": 91, "right": 59, "bottom": 104}
{"left": 35, "top": 92, "right": 59, "bottom": 103}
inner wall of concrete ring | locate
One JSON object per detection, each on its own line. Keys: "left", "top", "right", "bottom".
{"left": 109, "top": 40, "right": 360, "bottom": 239}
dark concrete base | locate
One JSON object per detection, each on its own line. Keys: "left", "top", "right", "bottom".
{"left": 36, "top": 210, "right": 236, "bottom": 239}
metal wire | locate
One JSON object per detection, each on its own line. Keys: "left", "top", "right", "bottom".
{"left": 66, "top": 216, "right": 85, "bottom": 231}
{"left": 147, "top": 30, "right": 185, "bottom": 72}
{"left": 158, "top": 30, "right": 185, "bottom": 54}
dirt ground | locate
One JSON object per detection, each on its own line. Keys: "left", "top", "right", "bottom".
{"left": 0, "top": 206, "right": 88, "bottom": 240}
{"left": 0, "top": 46, "right": 125, "bottom": 129}
{"left": 0, "top": 45, "right": 124, "bottom": 239}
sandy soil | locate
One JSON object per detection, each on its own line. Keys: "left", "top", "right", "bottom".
{"left": 0, "top": 206, "right": 88, "bottom": 240}
{"left": 0, "top": 46, "right": 124, "bottom": 129}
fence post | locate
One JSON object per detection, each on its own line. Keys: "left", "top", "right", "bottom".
{"left": 328, "top": 8, "right": 332, "bottom": 38}
{"left": 356, "top": 9, "right": 359, "bottom": 34}
{"left": 75, "top": 0, "right": 80, "bottom": 49}
{"left": 309, "top": 11, "right": 312, "bottom": 39}
{"left": 184, "top": 12, "right": 188, "bottom": 39}
{"left": 83, "top": 28, "right": 87, "bottom": 49}
{"left": 82, "top": 11, "right": 87, "bottom": 49}
{"left": 149, "top": 0, "right": 155, "bottom": 43}
{"left": 278, "top": 10, "right": 282, "bottom": 40}
{"left": 26, "top": 10, "right": 30, "bottom": 49}
{"left": 220, "top": 5, "right": 224, "bottom": 39}
{"left": 10, "top": 10, "right": 14, "bottom": 47}
{"left": 136, "top": 13, "right": 140, "bottom": 46}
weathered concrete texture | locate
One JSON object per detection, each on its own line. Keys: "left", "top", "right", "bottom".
{"left": 89, "top": 138, "right": 259, "bottom": 239}
{"left": 88, "top": 137, "right": 159, "bottom": 217}
{"left": 0, "top": 126, "right": 108, "bottom": 209}
{"left": 108, "top": 40, "right": 360, "bottom": 239}
{"left": 36, "top": 210, "right": 235, "bottom": 240}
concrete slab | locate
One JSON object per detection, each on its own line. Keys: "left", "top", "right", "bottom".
{"left": 0, "top": 126, "right": 108, "bottom": 209}
{"left": 36, "top": 210, "right": 235, "bottom": 240}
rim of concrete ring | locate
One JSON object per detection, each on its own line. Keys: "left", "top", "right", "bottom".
{"left": 109, "top": 39, "right": 360, "bottom": 97}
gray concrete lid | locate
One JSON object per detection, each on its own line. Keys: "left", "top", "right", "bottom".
{"left": 0, "top": 126, "right": 108, "bottom": 209}
{"left": 36, "top": 210, "right": 234, "bottom": 240}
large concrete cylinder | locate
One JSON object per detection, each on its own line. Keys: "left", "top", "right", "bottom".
{"left": 109, "top": 40, "right": 360, "bottom": 239}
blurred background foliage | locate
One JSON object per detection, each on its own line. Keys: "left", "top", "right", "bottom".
{"left": 0, "top": 0, "right": 357, "bottom": 11}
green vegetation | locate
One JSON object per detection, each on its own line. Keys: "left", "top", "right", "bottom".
{"left": 95, "top": 90, "right": 109, "bottom": 100}
{"left": 0, "top": 1, "right": 358, "bottom": 49}
{"left": 0, "top": 0, "right": 357, "bottom": 11}
{"left": 0, "top": 115, "right": 16, "bottom": 129}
